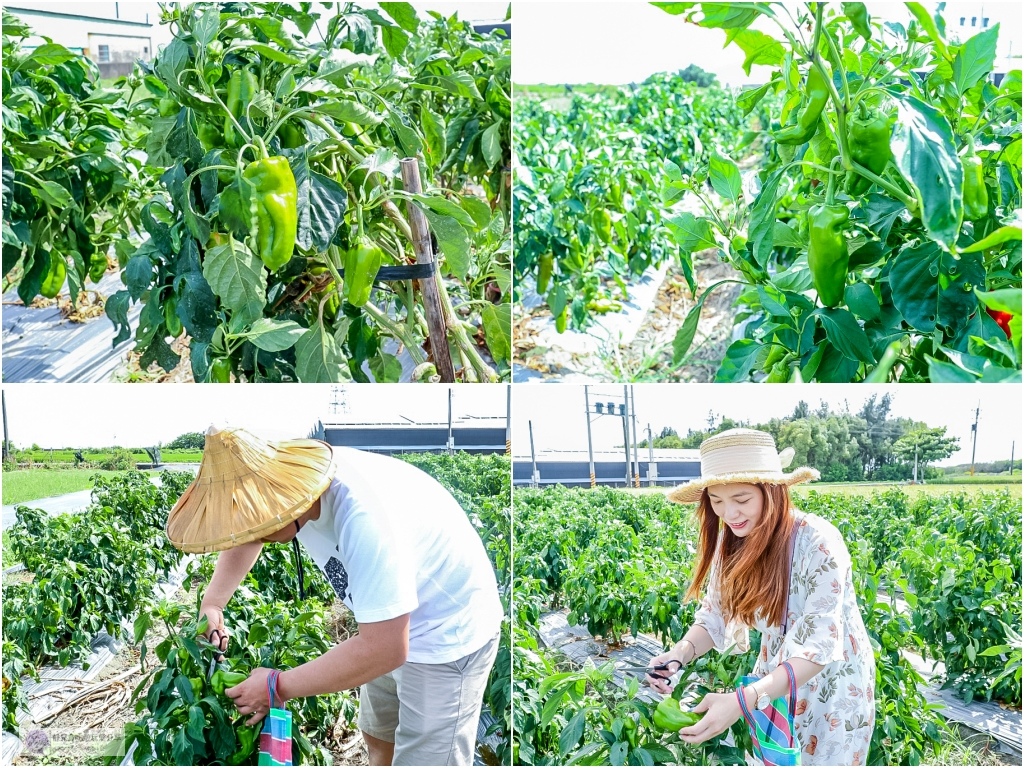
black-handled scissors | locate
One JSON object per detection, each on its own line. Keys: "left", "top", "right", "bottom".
{"left": 205, "top": 628, "right": 227, "bottom": 681}
{"left": 617, "top": 659, "right": 684, "bottom": 682}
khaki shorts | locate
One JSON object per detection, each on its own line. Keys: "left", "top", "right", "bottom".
{"left": 358, "top": 633, "right": 500, "bottom": 766}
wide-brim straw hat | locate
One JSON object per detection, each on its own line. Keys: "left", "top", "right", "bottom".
{"left": 667, "top": 428, "right": 819, "bottom": 504}
{"left": 166, "top": 425, "right": 337, "bottom": 553}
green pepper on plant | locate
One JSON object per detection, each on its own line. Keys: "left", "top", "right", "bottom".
{"left": 773, "top": 64, "right": 830, "bottom": 146}
{"left": 242, "top": 156, "right": 298, "bottom": 272}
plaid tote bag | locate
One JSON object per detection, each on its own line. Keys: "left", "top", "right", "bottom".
{"left": 737, "top": 660, "right": 801, "bottom": 766}
{"left": 259, "top": 670, "right": 293, "bottom": 766}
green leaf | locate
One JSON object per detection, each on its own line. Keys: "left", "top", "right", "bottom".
{"left": 125, "top": 252, "right": 156, "bottom": 302}
{"left": 748, "top": 168, "right": 783, "bottom": 266}
{"left": 156, "top": 38, "right": 190, "bottom": 94}
{"left": 459, "top": 196, "right": 491, "bottom": 230}
{"left": 421, "top": 208, "right": 471, "bottom": 277}
{"left": 413, "top": 195, "right": 477, "bottom": 230}
{"left": 926, "top": 356, "right": 978, "bottom": 382}
{"left": 105, "top": 290, "right": 132, "bottom": 347}
{"left": 25, "top": 43, "right": 76, "bottom": 68}
{"left": 906, "top": 2, "right": 950, "bottom": 61}
{"left": 481, "top": 122, "right": 504, "bottom": 170}
{"left": 246, "top": 43, "right": 302, "bottom": 65}
{"left": 244, "top": 319, "right": 305, "bottom": 352}
{"left": 953, "top": 25, "right": 998, "bottom": 95}
{"left": 845, "top": 282, "right": 881, "bottom": 322}
{"left": 317, "top": 99, "right": 381, "bottom": 125}
{"left": 672, "top": 302, "right": 701, "bottom": 366}
{"left": 421, "top": 107, "right": 447, "bottom": 167}
{"left": 892, "top": 96, "right": 962, "bottom": 250}
{"left": 975, "top": 288, "right": 1021, "bottom": 316}
{"left": 295, "top": 323, "right": 350, "bottom": 382}
{"left": 34, "top": 180, "right": 73, "bottom": 208}
{"left": 369, "top": 351, "right": 403, "bottom": 383}
{"left": 481, "top": 303, "right": 511, "bottom": 365}
{"left": 736, "top": 82, "right": 773, "bottom": 116}
{"left": 438, "top": 71, "right": 482, "bottom": 101}
{"left": 559, "top": 710, "right": 586, "bottom": 756}
{"left": 817, "top": 308, "right": 876, "bottom": 364}
{"left": 889, "top": 241, "right": 986, "bottom": 336}
{"left": 186, "top": 705, "right": 206, "bottom": 742}
{"left": 708, "top": 150, "right": 742, "bottom": 202}
{"left": 201, "top": 238, "right": 267, "bottom": 327}
{"left": 715, "top": 339, "right": 761, "bottom": 382}
{"left": 192, "top": 5, "right": 220, "bottom": 45}
{"left": 666, "top": 212, "right": 717, "bottom": 253}
{"left": 725, "top": 28, "right": 785, "bottom": 75}
{"left": 291, "top": 155, "right": 348, "bottom": 252}
{"left": 379, "top": 2, "right": 420, "bottom": 32}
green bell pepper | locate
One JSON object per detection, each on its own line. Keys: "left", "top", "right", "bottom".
{"left": 242, "top": 156, "right": 298, "bottom": 272}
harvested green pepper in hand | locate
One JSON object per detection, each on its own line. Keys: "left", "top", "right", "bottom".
{"left": 845, "top": 102, "right": 893, "bottom": 195}
{"left": 774, "top": 65, "right": 830, "bottom": 146}
{"left": 344, "top": 238, "right": 383, "bottom": 307}
{"left": 653, "top": 697, "right": 704, "bottom": 732}
{"left": 960, "top": 136, "right": 988, "bottom": 221}
{"left": 242, "top": 156, "right": 298, "bottom": 272}
{"left": 807, "top": 201, "right": 851, "bottom": 308}
{"left": 210, "top": 669, "right": 248, "bottom": 696}
{"left": 224, "top": 69, "right": 258, "bottom": 147}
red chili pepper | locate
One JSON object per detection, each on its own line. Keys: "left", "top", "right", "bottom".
{"left": 986, "top": 308, "right": 1014, "bottom": 339}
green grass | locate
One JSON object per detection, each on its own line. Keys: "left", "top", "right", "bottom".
{"left": 1, "top": 469, "right": 128, "bottom": 505}
{"left": 514, "top": 83, "right": 623, "bottom": 100}
{"left": 18, "top": 449, "right": 202, "bottom": 464}
{"left": 799, "top": 481, "right": 1021, "bottom": 498}
{"left": 1, "top": 529, "right": 14, "bottom": 570}
{"left": 936, "top": 473, "right": 1020, "bottom": 484}
{"left": 620, "top": 479, "right": 1021, "bottom": 499}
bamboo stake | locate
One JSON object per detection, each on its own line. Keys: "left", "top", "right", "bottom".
{"left": 399, "top": 158, "right": 457, "bottom": 383}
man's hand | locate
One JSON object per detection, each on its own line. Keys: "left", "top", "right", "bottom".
{"left": 678, "top": 691, "right": 743, "bottom": 744}
{"left": 199, "top": 603, "right": 229, "bottom": 655}
{"left": 224, "top": 667, "right": 278, "bottom": 727}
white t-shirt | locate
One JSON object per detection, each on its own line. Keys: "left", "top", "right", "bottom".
{"left": 296, "top": 446, "right": 503, "bottom": 664}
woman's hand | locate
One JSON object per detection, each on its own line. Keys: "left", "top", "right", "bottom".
{"left": 644, "top": 649, "right": 683, "bottom": 695}
{"left": 678, "top": 691, "right": 743, "bottom": 744}
{"left": 224, "top": 667, "right": 280, "bottom": 726}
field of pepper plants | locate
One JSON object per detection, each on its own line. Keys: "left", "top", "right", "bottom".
{"left": 512, "top": 484, "right": 1022, "bottom": 765}
{"left": 513, "top": 2, "right": 1022, "bottom": 383}
{"left": 2, "top": 452, "right": 512, "bottom": 765}
{"left": 2, "top": 2, "right": 511, "bottom": 383}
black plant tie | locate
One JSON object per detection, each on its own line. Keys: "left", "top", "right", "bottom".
{"left": 293, "top": 520, "right": 306, "bottom": 601}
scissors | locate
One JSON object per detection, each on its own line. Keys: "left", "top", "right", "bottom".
{"left": 617, "top": 658, "right": 684, "bottom": 682}
{"left": 205, "top": 628, "right": 228, "bottom": 681}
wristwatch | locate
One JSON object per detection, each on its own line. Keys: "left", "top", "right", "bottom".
{"left": 751, "top": 680, "right": 771, "bottom": 711}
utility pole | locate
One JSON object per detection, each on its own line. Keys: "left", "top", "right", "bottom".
{"left": 647, "top": 423, "right": 656, "bottom": 486}
{"left": 621, "top": 385, "right": 631, "bottom": 487}
{"left": 1010, "top": 441, "right": 1016, "bottom": 476}
{"left": 970, "top": 402, "right": 980, "bottom": 475}
{"left": 447, "top": 387, "right": 454, "bottom": 455}
{"left": 529, "top": 420, "right": 538, "bottom": 488}
{"left": 1, "top": 391, "right": 9, "bottom": 462}
{"left": 630, "top": 386, "right": 640, "bottom": 488}
{"left": 505, "top": 385, "right": 511, "bottom": 455}
{"left": 584, "top": 386, "right": 596, "bottom": 488}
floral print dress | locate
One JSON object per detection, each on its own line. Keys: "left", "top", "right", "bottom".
{"left": 693, "top": 511, "right": 875, "bottom": 766}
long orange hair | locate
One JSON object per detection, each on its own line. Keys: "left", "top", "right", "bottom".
{"left": 685, "top": 483, "right": 794, "bottom": 627}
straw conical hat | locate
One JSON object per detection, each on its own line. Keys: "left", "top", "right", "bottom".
{"left": 166, "top": 425, "right": 336, "bottom": 553}
{"left": 667, "top": 428, "right": 819, "bottom": 504}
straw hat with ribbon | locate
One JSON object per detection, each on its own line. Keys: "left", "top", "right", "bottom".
{"left": 667, "top": 428, "right": 819, "bottom": 504}
{"left": 166, "top": 425, "right": 337, "bottom": 554}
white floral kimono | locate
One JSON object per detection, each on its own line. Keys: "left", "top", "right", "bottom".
{"left": 694, "top": 512, "right": 875, "bottom": 766}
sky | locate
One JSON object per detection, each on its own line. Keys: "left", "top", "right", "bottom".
{"left": 1, "top": 385, "right": 509, "bottom": 448}
{"left": 512, "top": 385, "right": 1022, "bottom": 467}
{"left": 513, "top": 1, "right": 1022, "bottom": 86}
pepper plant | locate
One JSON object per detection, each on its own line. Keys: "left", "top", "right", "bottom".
{"left": 105, "top": 2, "right": 509, "bottom": 382}
{"left": 654, "top": 2, "right": 1021, "bottom": 382}
{"left": 1, "top": 11, "right": 150, "bottom": 304}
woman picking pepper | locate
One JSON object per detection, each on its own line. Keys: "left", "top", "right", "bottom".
{"left": 646, "top": 428, "right": 875, "bottom": 765}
